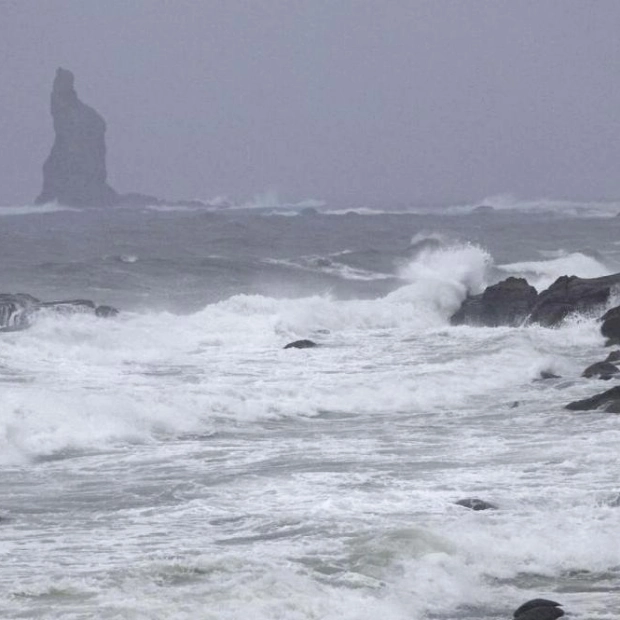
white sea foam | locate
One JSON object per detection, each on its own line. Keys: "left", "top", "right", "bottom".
{"left": 497, "top": 251, "right": 612, "bottom": 290}
{"left": 0, "top": 203, "right": 79, "bottom": 216}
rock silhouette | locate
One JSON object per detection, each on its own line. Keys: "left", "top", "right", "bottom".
{"left": 36, "top": 68, "right": 205, "bottom": 208}
{"left": 36, "top": 68, "right": 118, "bottom": 207}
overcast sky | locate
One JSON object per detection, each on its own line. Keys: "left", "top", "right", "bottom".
{"left": 1, "top": 0, "right": 620, "bottom": 206}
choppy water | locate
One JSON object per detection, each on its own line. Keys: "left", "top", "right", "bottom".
{"left": 0, "top": 201, "right": 619, "bottom": 619}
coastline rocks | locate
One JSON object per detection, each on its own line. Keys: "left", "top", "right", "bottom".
{"left": 565, "top": 385, "right": 620, "bottom": 412}
{"left": 513, "top": 599, "right": 564, "bottom": 620}
{"left": 0, "top": 293, "right": 118, "bottom": 332}
{"left": 528, "top": 274, "right": 620, "bottom": 327}
{"left": 451, "top": 273, "right": 620, "bottom": 328}
{"left": 454, "top": 498, "right": 497, "bottom": 511}
{"left": 604, "top": 350, "right": 620, "bottom": 363}
{"left": 581, "top": 360, "right": 619, "bottom": 379}
{"left": 450, "top": 277, "right": 538, "bottom": 327}
{"left": 283, "top": 339, "right": 318, "bottom": 350}
{"left": 600, "top": 305, "right": 620, "bottom": 343}
{"left": 36, "top": 68, "right": 119, "bottom": 207}
{"left": 0, "top": 293, "right": 40, "bottom": 331}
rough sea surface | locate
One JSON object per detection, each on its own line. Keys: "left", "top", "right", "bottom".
{"left": 0, "top": 200, "right": 619, "bottom": 619}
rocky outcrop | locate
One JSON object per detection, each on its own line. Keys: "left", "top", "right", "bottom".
{"left": 451, "top": 273, "right": 620, "bottom": 328}
{"left": 581, "top": 360, "right": 619, "bottom": 379}
{"left": 454, "top": 498, "right": 497, "bottom": 511}
{"left": 450, "top": 277, "right": 538, "bottom": 327}
{"left": 283, "top": 339, "right": 318, "bottom": 349}
{"left": 36, "top": 68, "right": 206, "bottom": 209}
{"left": 0, "top": 293, "right": 118, "bottom": 332}
{"left": 565, "top": 385, "right": 620, "bottom": 412}
{"left": 513, "top": 599, "right": 564, "bottom": 620}
{"left": 528, "top": 274, "right": 620, "bottom": 327}
{"left": 36, "top": 68, "right": 119, "bottom": 207}
{"left": 600, "top": 305, "right": 620, "bottom": 344}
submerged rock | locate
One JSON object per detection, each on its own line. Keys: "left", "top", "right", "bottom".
{"left": 537, "top": 370, "right": 561, "bottom": 380}
{"left": 565, "top": 385, "right": 620, "bottom": 412}
{"left": 513, "top": 599, "right": 564, "bottom": 620}
{"left": 454, "top": 498, "right": 497, "bottom": 511}
{"left": 36, "top": 68, "right": 119, "bottom": 207}
{"left": 451, "top": 277, "right": 538, "bottom": 327}
{"left": 283, "top": 339, "right": 318, "bottom": 350}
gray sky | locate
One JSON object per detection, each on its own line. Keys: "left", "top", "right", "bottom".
{"left": 1, "top": 0, "right": 620, "bottom": 206}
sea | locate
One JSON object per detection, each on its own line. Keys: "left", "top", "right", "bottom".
{"left": 0, "top": 197, "right": 619, "bottom": 620}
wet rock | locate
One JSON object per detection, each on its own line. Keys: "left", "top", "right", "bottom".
{"left": 528, "top": 274, "right": 620, "bottom": 327}
{"left": 95, "top": 305, "right": 119, "bottom": 318}
{"left": 36, "top": 68, "right": 119, "bottom": 207}
{"left": 565, "top": 385, "right": 620, "bottom": 412}
{"left": 513, "top": 599, "right": 564, "bottom": 620}
{"left": 601, "top": 315, "right": 620, "bottom": 342}
{"left": 454, "top": 498, "right": 497, "bottom": 511}
{"left": 0, "top": 293, "right": 40, "bottom": 331}
{"left": 283, "top": 339, "right": 318, "bottom": 349}
{"left": 581, "top": 360, "right": 619, "bottom": 379}
{"left": 450, "top": 277, "right": 538, "bottom": 327}
{"left": 604, "top": 350, "right": 620, "bottom": 363}
{"left": 0, "top": 294, "right": 118, "bottom": 332}
{"left": 538, "top": 370, "right": 561, "bottom": 380}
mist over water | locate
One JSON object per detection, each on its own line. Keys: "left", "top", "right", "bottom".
{"left": 0, "top": 203, "right": 619, "bottom": 619}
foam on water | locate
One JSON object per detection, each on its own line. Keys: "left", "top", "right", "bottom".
{"left": 1, "top": 216, "right": 620, "bottom": 619}
{"left": 497, "top": 252, "right": 613, "bottom": 290}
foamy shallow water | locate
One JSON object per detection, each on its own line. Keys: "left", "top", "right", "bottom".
{"left": 0, "top": 206, "right": 619, "bottom": 618}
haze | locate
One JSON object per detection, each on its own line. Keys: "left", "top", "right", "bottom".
{"left": 1, "top": 0, "right": 620, "bottom": 207}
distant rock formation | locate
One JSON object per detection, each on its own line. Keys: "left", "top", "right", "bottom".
{"left": 36, "top": 68, "right": 119, "bottom": 207}
{"left": 36, "top": 68, "right": 205, "bottom": 208}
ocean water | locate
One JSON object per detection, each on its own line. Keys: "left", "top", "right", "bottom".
{"left": 0, "top": 201, "right": 619, "bottom": 619}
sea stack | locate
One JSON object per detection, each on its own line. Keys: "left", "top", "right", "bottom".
{"left": 36, "top": 67, "right": 119, "bottom": 207}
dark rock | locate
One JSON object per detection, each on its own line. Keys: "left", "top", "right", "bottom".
{"left": 454, "top": 498, "right": 497, "bottom": 511}
{"left": 300, "top": 207, "right": 319, "bottom": 216}
{"left": 36, "top": 68, "right": 119, "bottom": 207}
{"left": 513, "top": 599, "right": 563, "bottom": 620}
{"left": 0, "top": 294, "right": 118, "bottom": 332}
{"left": 538, "top": 370, "right": 561, "bottom": 380}
{"left": 528, "top": 274, "right": 620, "bottom": 327}
{"left": 510, "top": 401, "right": 520, "bottom": 408}
{"left": 472, "top": 205, "right": 495, "bottom": 214}
{"left": 581, "top": 361, "right": 619, "bottom": 379}
{"left": 604, "top": 350, "right": 620, "bottom": 363}
{"left": 283, "top": 339, "right": 318, "bottom": 350}
{"left": 601, "top": 316, "right": 620, "bottom": 341}
{"left": 450, "top": 277, "right": 538, "bottom": 327}
{"left": 36, "top": 68, "right": 206, "bottom": 209}
{"left": 565, "top": 385, "right": 620, "bottom": 412}
{"left": 0, "top": 294, "right": 40, "bottom": 332}
{"left": 95, "top": 305, "right": 119, "bottom": 318}
{"left": 600, "top": 305, "right": 620, "bottom": 322}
